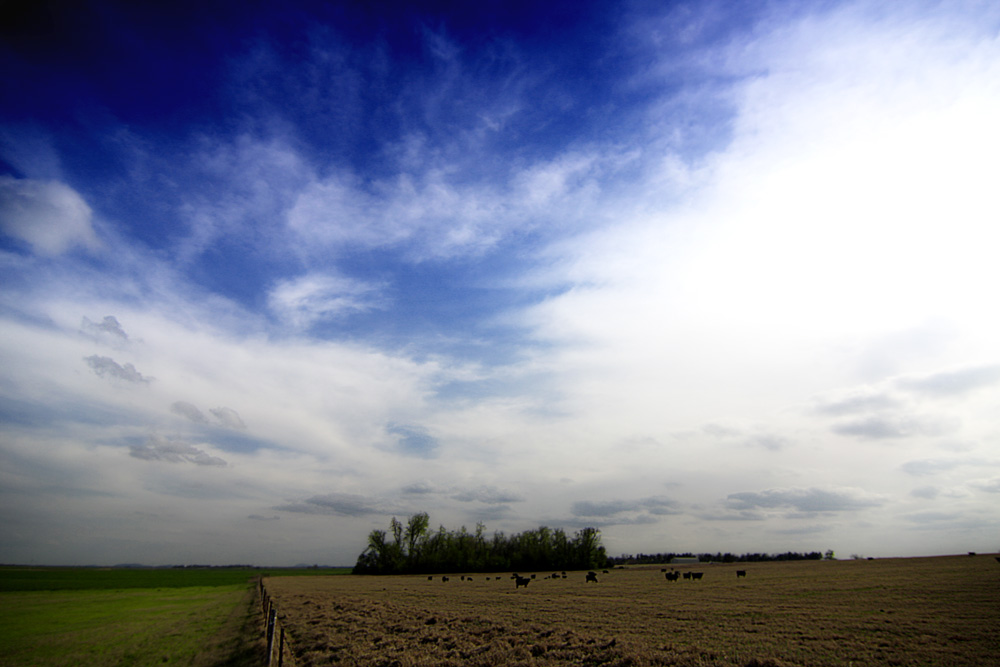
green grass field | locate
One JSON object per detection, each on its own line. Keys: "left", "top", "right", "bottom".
{"left": 0, "top": 566, "right": 350, "bottom": 592}
{"left": 0, "top": 566, "right": 349, "bottom": 666}
{"left": 0, "top": 586, "right": 252, "bottom": 666}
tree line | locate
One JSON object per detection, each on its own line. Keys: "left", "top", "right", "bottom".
{"left": 353, "top": 513, "right": 609, "bottom": 575}
{"left": 608, "top": 550, "right": 831, "bottom": 566}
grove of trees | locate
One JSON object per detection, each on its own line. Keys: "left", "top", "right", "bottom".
{"left": 353, "top": 513, "right": 609, "bottom": 575}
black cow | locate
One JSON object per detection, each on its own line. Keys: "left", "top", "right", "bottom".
{"left": 682, "top": 572, "right": 692, "bottom": 580}
{"left": 736, "top": 570, "right": 747, "bottom": 578}
{"left": 665, "top": 571, "right": 680, "bottom": 581}
{"left": 442, "top": 576, "right": 449, "bottom": 582}
{"left": 515, "top": 575, "right": 531, "bottom": 588}
{"left": 995, "top": 556, "right": 1000, "bottom": 564}
{"left": 691, "top": 572, "right": 704, "bottom": 580}
{"left": 586, "top": 571, "right": 599, "bottom": 583}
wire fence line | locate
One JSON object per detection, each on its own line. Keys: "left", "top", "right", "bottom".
{"left": 258, "top": 578, "right": 294, "bottom": 667}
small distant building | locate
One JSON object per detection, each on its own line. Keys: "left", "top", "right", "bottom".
{"left": 670, "top": 557, "right": 700, "bottom": 565}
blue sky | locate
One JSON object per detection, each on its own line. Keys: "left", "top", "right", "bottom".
{"left": 2, "top": 0, "right": 1000, "bottom": 566}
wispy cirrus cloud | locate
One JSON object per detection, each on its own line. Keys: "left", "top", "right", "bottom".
{"left": 285, "top": 149, "right": 614, "bottom": 263}
{"left": 267, "top": 272, "right": 388, "bottom": 329}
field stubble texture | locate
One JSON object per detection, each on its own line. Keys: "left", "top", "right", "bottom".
{"left": 264, "top": 554, "right": 1000, "bottom": 667}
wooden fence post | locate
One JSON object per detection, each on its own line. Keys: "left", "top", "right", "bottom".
{"left": 266, "top": 606, "right": 277, "bottom": 663}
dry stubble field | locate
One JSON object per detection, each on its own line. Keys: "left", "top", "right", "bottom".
{"left": 264, "top": 554, "right": 1000, "bottom": 667}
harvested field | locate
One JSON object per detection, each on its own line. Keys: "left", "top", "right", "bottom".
{"left": 264, "top": 554, "right": 1000, "bottom": 667}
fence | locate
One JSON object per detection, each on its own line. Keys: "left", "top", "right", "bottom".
{"left": 258, "top": 578, "right": 295, "bottom": 666}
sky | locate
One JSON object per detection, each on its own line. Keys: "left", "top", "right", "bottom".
{"left": 2, "top": 0, "right": 999, "bottom": 567}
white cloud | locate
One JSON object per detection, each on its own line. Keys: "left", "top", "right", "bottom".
{"left": 729, "top": 10, "right": 997, "bottom": 330}
{"left": 267, "top": 272, "right": 387, "bottom": 329}
{"left": 0, "top": 177, "right": 100, "bottom": 255}
{"left": 516, "top": 2, "right": 1000, "bottom": 441}
{"left": 726, "top": 487, "right": 885, "bottom": 513}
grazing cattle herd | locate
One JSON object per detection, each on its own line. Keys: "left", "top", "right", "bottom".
{"left": 428, "top": 565, "right": 755, "bottom": 588}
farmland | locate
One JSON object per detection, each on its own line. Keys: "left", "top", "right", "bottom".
{"left": 264, "top": 554, "right": 1000, "bottom": 667}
